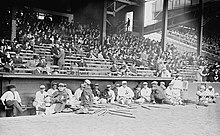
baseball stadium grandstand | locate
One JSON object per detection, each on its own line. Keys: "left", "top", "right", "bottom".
{"left": 0, "top": 0, "right": 219, "bottom": 121}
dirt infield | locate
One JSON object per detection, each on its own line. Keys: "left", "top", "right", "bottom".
{"left": 0, "top": 99, "right": 220, "bottom": 136}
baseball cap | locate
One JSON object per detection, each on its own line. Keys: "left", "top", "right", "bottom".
{"left": 151, "top": 81, "right": 158, "bottom": 85}
{"left": 84, "top": 79, "right": 91, "bottom": 85}
{"left": 122, "top": 81, "right": 127, "bottom": 84}
{"left": 160, "top": 82, "right": 165, "bottom": 85}
{"left": 8, "top": 84, "right": 16, "bottom": 89}
{"left": 107, "top": 85, "right": 111, "bottom": 88}
{"left": 40, "top": 85, "right": 45, "bottom": 89}
{"left": 95, "top": 83, "right": 99, "bottom": 86}
{"left": 143, "top": 82, "right": 148, "bottom": 85}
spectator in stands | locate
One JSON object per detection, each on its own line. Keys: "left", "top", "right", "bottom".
{"left": 129, "top": 62, "right": 138, "bottom": 76}
{"left": 77, "top": 58, "right": 87, "bottom": 68}
{"left": 117, "top": 81, "right": 134, "bottom": 105}
{"left": 135, "top": 82, "right": 151, "bottom": 104}
{"left": 0, "top": 84, "right": 26, "bottom": 116}
{"left": 92, "top": 83, "right": 101, "bottom": 104}
{"left": 12, "top": 53, "right": 24, "bottom": 68}
{"left": 26, "top": 55, "right": 40, "bottom": 73}
{"left": 150, "top": 81, "right": 167, "bottom": 104}
{"left": 100, "top": 85, "right": 115, "bottom": 103}
{"left": 120, "top": 61, "right": 130, "bottom": 76}
{"left": 1, "top": 49, "right": 14, "bottom": 72}
{"left": 57, "top": 46, "right": 65, "bottom": 69}
{"left": 33, "top": 85, "right": 50, "bottom": 115}
{"left": 51, "top": 44, "right": 59, "bottom": 66}
{"left": 110, "top": 62, "right": 121, "bottom": 76}
{"left": 12, "top": 43, "right": 22, "bottom": 54}
{"left": 161, "top": 67, "right": 171, "bottom": 78}
{"left": 47, "top": 82, "right": 58, "bottom": 96}
{"left": 196, "top": 66, "right": 207, "bottom": 82}
{"left": 36, "top": 55, "right": 51, "bottom": 74}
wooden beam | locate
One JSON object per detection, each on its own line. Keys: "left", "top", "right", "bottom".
{"left": 116, "top": 0, "right": 139, "bottom": 6}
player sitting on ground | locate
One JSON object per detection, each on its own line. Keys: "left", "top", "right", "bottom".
{"left": 196, "top": 85, "right": 208, "bottom": 106}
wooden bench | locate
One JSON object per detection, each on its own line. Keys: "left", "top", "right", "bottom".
{"left": 0, "top": 106, "right": 36, "bottom": 117}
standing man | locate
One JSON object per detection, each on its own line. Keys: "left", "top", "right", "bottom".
{"left": 171, "top": 76, "right": 184, "bottom": 105}
{"left": 117, "top": 81, "right": 134, "bottom": 105}
{"left": 0, "top": 85, "right": 26, "bottom": 116}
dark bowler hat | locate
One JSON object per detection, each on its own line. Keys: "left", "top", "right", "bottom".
{"left": 7, "top": 84, "right": 16, "bottom": 89}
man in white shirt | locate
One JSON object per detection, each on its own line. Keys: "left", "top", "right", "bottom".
{"left": 161, "top": 67, "right": 171, "bottom": 78}
{"left": 117, "top": 81, "right": 134, "bottom": 105}
{"left": 47, "top": 82, "right": 58, "bottom": 96}
{"left": 135, "top": 82, "right": 151, "bottom": 104}
{"left": 33, "top": 85, "right": 50, "bottom": 115}
{"left": 0, "top": 84, "right": 26, "bottom": 116}
{"left": 171, "top": 76, "right": 184, "bottom": 105}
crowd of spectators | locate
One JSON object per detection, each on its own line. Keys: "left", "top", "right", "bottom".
{"left": 168, "top": 26, "right": 220, "bottom": 56}
{"left": 0, "top": 8, "right": 220, "bottom": 82}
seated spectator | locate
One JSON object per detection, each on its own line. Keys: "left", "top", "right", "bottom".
{"left": 36, "top": 55, "right": 51, "bottom": 74}
{"left": 33, "top": 85, "right": 50, "bottom": 115}
{"left": 120, "top": 61, "right": 130, "bottom": 76}
{"left": 77, "top": 58, "right": 87, "bottom": 68}
{"left": 26, "top": 55, "right": 40, "bottom": 74}
{"left": 99, "top": 85, "right": 115, "bottom": 104}
{"left": 0, "top": 84, "right": 26, "bottom": 116}
{"left": 12, "top": 53, "right": 24, "bottom": 68}
{"left": 109, "top": 62, "right": 121, "bottom": 76}
{"left": 117, "top": 81, "right": 134, "bottom": 105}
{"left": 128, "top": 62, "right": 138, "bottom": 76}
{"left": 1, "top": 49, "right": 14, "bottom": 72}
{"left": 135, "top": 82, "right": 151, "bottom": 104}
{"left": 161, "top": 67, "right": 171, "bottom": 78}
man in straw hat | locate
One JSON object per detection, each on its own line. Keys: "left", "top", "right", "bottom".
{"left": 0, "top": 84, "right": 26, "bottom": 116}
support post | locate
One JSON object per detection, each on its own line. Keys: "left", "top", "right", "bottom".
{"left": 161, "top": 0, "right": 168, "bottom": 51}
{"left": 11, "top": 7, "right": 17, "bottom": 42}
{"left": 197, "top": 0, "right": 203, "bottom": 57}
{"left": 139, "top": 0, "right": 145, "bottom": 37}
{"left": 101, "top": 0, "right": 107, "bottom": 46}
